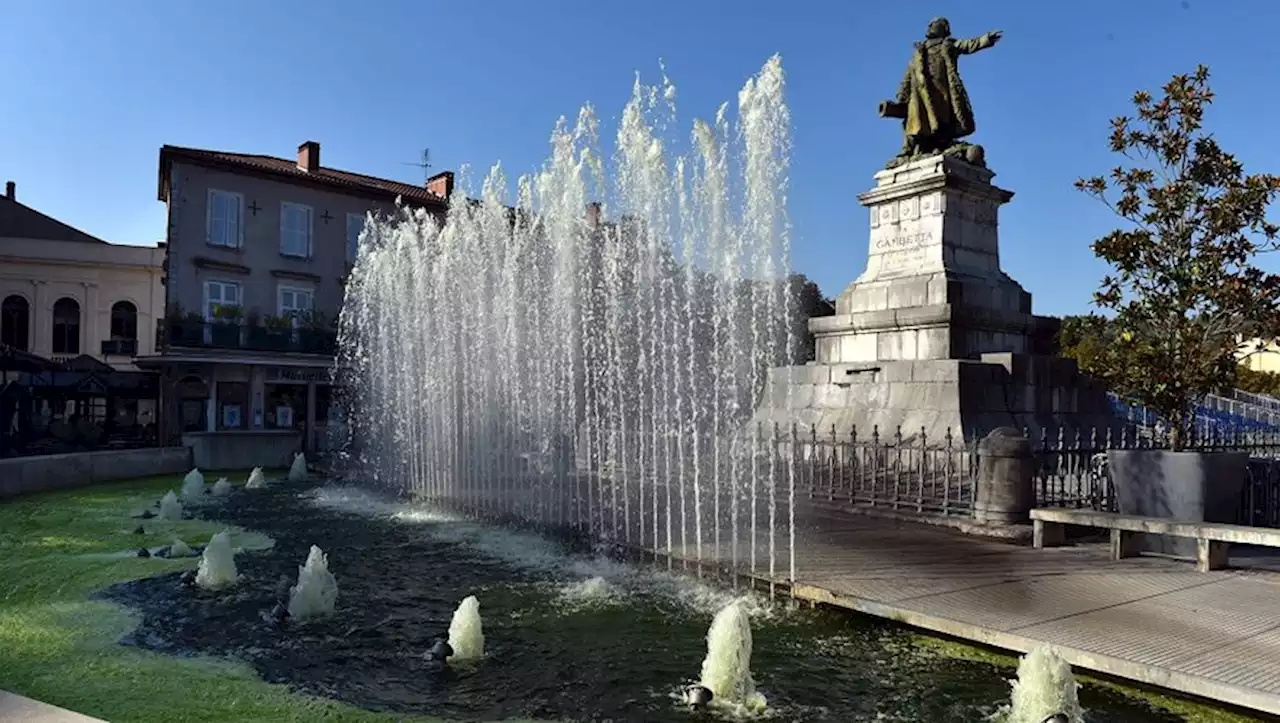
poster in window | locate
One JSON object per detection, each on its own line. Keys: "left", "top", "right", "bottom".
{"left": 276, "top": 405, "right": 294, "bottom": 428}
{"left": 222, "top": 405, "right": 242, "bottom": 429}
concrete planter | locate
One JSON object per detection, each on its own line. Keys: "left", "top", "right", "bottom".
{"left": 1107, "top": 449, "right": 1248, "bottom": 557}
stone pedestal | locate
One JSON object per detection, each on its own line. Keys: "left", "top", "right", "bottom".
{"left": 755, "top": 154, "right": 1118, "bottom": 442}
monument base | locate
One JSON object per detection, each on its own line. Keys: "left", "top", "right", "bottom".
{"left": 752, "top": 352, "right": 1117, "bottom": 444}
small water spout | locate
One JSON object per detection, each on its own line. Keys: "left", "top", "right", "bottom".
{"left": 698, "top": 598, "right": 766, "bottom": 714}
{"left": 211, "top": 477, "right": 232, "bottom": 496}
{"left": 195, "top": 530, "right": 238, "bottom": 590}
{"left": 288, "top": 453, "right": 308, "bottom": 482}
{"left": 169, "top": 538, "right": 193, "bottom": 557}
{"left": 180, "top": 468, "right": 205, "bottom": 502}
{"left": 998, "top": 646, "right": 1083, "bottom": 723}
{"left": 447, "top": 595, "right": 484, "bottom": 661}
{"left": 287, "top": 545, "right": 339, "bottom": 621}
{"left": 157, "top": 491, "right": 184, "bottom": 521}
{"left": 245, "top": 467, "right": 267, "bottom": 489}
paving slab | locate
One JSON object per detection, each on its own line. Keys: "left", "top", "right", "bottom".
{"left": 0, "top": 691, "right": 105, "bottom": 722}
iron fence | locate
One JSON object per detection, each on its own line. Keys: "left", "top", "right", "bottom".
{"left": 761, "top": 423, "right": 1280, "bottom": 529}
{"left": 762, "top": 425, "right": 977, "bottom": 518}
{"left": 1031, "top": 426, "right": 1280, "bottom": 529}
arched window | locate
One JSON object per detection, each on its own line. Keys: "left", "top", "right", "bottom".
{"left": 110, "top": 300, "right": 138, "bottom": 340}
{"left": 52, "top": 297, "right": 80, "bottom": 355}
{"left": 1, "top": 295, "right": 29, "bottom": 350}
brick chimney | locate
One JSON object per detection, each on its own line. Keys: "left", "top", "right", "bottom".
{"left": 426, "top": 171, "right": 454, "bottom": 199}
{"left": 585, "top": 202, "right": 602, "bottom": 228}
{"left": 4, "top": 181, "right": 13, "bottom": 200}
{"left": 297, "top": 141, "right": 320, "bottom": 173}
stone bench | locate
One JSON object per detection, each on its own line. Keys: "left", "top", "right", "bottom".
{"left": 1030, "top": 507, "right": 1280, "bottom": 572}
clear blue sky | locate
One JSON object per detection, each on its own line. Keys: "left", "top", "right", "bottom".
{"left": 2, "top": 0, "right": 1278, "bottom": 317}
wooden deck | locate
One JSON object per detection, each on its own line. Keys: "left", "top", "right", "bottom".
{"left": 674, "top": 508, "right": 1280, "bottom": 716}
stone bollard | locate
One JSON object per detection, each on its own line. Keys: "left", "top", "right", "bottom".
{"left": 974, "top": 427, "right": 1034, "bottom": 525}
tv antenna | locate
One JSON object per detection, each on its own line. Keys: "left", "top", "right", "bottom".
{"left": 402, "top": 148, "right": 432, "bottom": 182}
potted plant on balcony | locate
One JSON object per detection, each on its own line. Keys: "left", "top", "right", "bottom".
{"left": 1076, "top": 66, "right": 1280, "bottom": 555}
{"left": 297, "top": 309, "right": 335, "bottom": 354}
{"left": 163, "top": 305, "right": 205, "bottom": 347}
{"left": 261, "top": 314, "right": 295, "bottom": 352}
{"left": 210, "top": 303, "right": 243, "bottom": 348}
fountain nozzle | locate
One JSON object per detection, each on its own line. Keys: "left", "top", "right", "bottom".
{"left": 426, "top": 639, "right": 454, "bottom": 662}
{"left": 686, "top": 685, "right": 714, "bottom": 708}
{"left": 1041, "top": 715, "right": 1069, "bottom": 723}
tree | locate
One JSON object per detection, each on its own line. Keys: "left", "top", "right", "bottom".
{"left": 1055, "top": 314, "right": 1117, "bottom": 380}
{"left": 1075, "top": 65, "right": 1280, "bottom": 449}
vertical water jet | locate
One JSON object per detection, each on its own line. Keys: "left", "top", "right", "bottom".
{"left": 195, "top": 530, "right": 239, "bottom": 590}
{"left": 447, "top": 595, "right": 485, "bottom": 661}
{"left": 158, "top": 491, "right": 184, "bottom": 522}
{"left": 338, "top": 56, "right": 794, "bottom": 580}
{"left": 287, "top": 545, "right": 339, "bottom": 620}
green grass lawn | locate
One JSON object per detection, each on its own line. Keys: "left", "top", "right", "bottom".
{"left": 0, "top": 472, "right": 455, "bottom": 723}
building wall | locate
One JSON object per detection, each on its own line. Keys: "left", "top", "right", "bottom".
{"left": 0, "top": 236, "right": 165, "bottom": 370}
{"left": 1241, "top": 341, "right": 1280, "bottom": 374}
{"left": 163, "top": 161, "right": 406, "bottom": 322}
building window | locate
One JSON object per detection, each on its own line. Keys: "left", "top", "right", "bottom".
{"left": 346, "top": 213, "right": 366, "bottom": 263}
{"left": 203, "top": 280, "right": 241, "bottom": 319}
{"left": 207, "top": 189, "right": 244, "bottom": 248}
{"left": 110, "top": 300, "right": 138, "bottom": 340}
{"left": 1, "top": 295, "right": 29, "bottom": 351}
{"left": 52, "top": 297, "right": 80, "bottom": 355}
{"left": 278, "top": 286, "right": 314, "bottom": 322}
{"left": 280, "top": 202, "right": 313, "bottom": 258}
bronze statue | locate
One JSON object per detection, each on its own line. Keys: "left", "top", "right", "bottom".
{"left": 880, "top": 17, "right": 1002, "bottom": 167}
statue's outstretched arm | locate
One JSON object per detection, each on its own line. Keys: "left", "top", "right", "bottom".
{"left": 955, "top": 30, "right": 1003, "bottom": 55}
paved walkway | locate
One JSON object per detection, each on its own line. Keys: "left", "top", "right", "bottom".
{"left": 0, "top": 691, "right": 104, "bottom": 722}
{"left": 728, "top": 509, "right": 1280, "bottom": 716}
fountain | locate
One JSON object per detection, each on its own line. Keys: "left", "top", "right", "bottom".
{"left": 339, "top": 56, "right": 794, "bottom": 579}
{"left": 211, "top": 477, "right": 232, "bottom": 496}
{"left": 696, "top": 598, "right": 766, "bottom": 714}
{"left": 195, "top": 530, "right": 239, "bottom": 590}
{"left": 245, "top": 467, "right": 267, "bottom": 489}
{"left": 446, "top": 595, "right": 485, "bottom": 661}
{"left": 288, "top": 453, "right": 308, "bottom": 482}
{"left": 157, "top": 491, "right": 184, "bottom": 522}
{"left": 179, "top": 468, "right": 205, "bottom": 502}
{"left": 996, "top": 646, "right": 1083, "bottom": 723}
{"left": 287, "top": 545, "right": 339, "bottom": 621}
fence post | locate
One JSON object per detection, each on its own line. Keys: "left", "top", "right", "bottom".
{"left": 974, "top": 427, "right": 1034, "bottom": 526}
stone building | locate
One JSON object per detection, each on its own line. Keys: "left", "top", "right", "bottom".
{"left": 0, "top": 181, "right": 165, "bottom": 370}
{"left": 138, "top": 141, "right": 451, "bottom": 457}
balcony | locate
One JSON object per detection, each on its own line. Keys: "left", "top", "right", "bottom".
{"left": 101, "top": 338, "right": 139, "bottom": 356}
{"left": 158, "top": 320, "right": 337, "bottom": 356}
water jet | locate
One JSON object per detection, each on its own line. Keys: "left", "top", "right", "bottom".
{"left": 698, "top": 598, "right": 766, "bottom": 713}
{"left": 169, "top": 538, "right": 193, "bottom": 558}
{"left": 287, "top": 545, "right": 339, "bottom": 621}
{"left": 999, "top": 646, "right": 1083, "bottom": 723}
{"left": 288, "top": 453, "right": 308, "bottom": 482}
{"left": 211, "top": 477, "right": 232, "bottom": 496}
{"left": 245, "top": 466, "right": 267, "bottom": 489}
{"left": 180, "top": 468, "right": 205, "bottom": 502}
{"left": 195, "top": 530, "right": 239, "bottom": 590}
{"left": 158, "top": 491, "right": 184, "bottom": 521}
{"left": 446, "top": 595, "right": 484, "bottom": 661}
